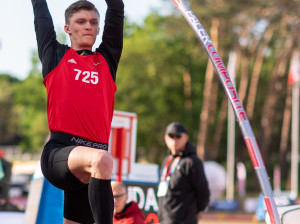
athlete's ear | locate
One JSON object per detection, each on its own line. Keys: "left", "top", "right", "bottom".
{"left": 96, "top": 27, "right": 100, "bottom": 35}
{"left": 64, "top": 24, "right": 71, "bottom": 35}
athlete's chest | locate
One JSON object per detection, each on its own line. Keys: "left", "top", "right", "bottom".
{"left": 56, "top": 50, "right": 110, "bottom": 87}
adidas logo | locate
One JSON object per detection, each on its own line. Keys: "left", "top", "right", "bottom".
{"left": 68, "top": 58, "right": 77, "bottom": 64}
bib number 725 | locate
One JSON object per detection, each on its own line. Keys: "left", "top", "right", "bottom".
{"left": 74, "top": 69, "right": 99, "bottom": 84}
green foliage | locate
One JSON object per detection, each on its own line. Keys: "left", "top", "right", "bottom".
{"left": 13, "top": 51, "right": 48, "bottom": 152}
{"left": 116, "top": 13, "right": 208, "bottom": 163}
{"left": 14, "top": 74, "right": 48, "bottom": 152}
{"left": 0, "top": 31, "right": 67, "bottom": 152}
{"left": 0, "top": 74, "right": 21, "bottom": 144}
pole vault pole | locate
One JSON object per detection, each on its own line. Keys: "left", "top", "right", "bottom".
{"left": 171, "top": 0, "right": 280, "bottom": 223}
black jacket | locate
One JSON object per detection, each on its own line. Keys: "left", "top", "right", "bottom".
{"left": 158, "top": 142, "right": 210, "bottom": 224}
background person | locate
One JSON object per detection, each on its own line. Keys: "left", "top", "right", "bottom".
{"left": 158, "top": 122, "right": 210, "bottom": 224}
{"left": 0, "top": 149, "right": 12, "bottom": 210}
{"left": 31, "top": 0, "right": 124, "bottom": 223}
{"left": 112, "top": 181, "right": 145, "bottom": 224}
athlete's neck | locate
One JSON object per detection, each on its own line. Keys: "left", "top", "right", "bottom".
{"left": 76, "top": 49, "right": 93, "bottom": 56}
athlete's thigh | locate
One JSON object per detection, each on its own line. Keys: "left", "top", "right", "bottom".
{"left": 41, "top": 143, "right": 85, "bottom": 191}
{"left": 67, "top": 146, "right": 112, "bottom": 183}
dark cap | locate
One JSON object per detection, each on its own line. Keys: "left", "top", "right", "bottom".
{"left": 165, "top": 122, "right": 187, "bottom": 135}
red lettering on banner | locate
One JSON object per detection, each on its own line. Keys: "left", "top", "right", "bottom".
{"left": 239, "top": 112, "right": 247, "bottom": 121}
{"left": 225, "top": 80, "right": 234, "bottom": 89}
{"left": 145, "top": 213, "right": 159, "bottom": 224}
{"left": 264, "top": 198, "right": 276, "bottom": 224}
{"left": 219, "top": 68, "right": 227, "bottom": 73}
{"left": 229, "top": 90, "right": 237, "bottom": 100}
{"left": 244, "top": 138, "right": 259, "bottom": 167}
{"left": 221, "top": 71, "right": 230, "bottom": 79}
{"left": 211, "top": 52, "right": 219, "bottom": 60}
{"left": 217, "top": 63, "right": 226, "bottom": 71}
{"left": 208, "top": 47, "right": 228, "bottom": 79}
{"left": 207, "top": 45, "right": 250, "bottom": 123}
{"left": 216, "top": 61, "right": 226, "bottom": 71}
{"left": 172, "top": 0, "right": 181, "bottom": 8}
{"left": 207, "top": 44, "right": 214, "bottom": 53}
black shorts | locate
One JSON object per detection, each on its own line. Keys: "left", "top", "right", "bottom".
{"left": 41, "top": 132, "right": 108, "bottom": 223}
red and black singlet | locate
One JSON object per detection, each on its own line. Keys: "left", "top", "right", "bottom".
{"left": 32, "top": 0, "right": 124, "bottom": 143}
{"left": 44, "top": 49, "right": 116, "bottom": 143}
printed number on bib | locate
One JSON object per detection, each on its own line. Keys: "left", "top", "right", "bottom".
{"left": 74, "top": 69, "right": 99, "bottom": 84}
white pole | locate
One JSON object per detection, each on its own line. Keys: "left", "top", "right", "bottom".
{"left": 226, "top": 51, "right": 237, "bottom": 201}
{"left": 290, "top": 51, "right": 300, "bottom": 200}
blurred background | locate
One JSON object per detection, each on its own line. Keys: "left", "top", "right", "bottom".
{"left": 1, "top": 0, "right": 300, "bottom": 223}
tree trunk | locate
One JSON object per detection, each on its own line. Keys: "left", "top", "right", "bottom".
{"left": 238, "top": 50, "right": 250, "bottom": 104}
{"left": 259, "top": 30, "right": 293, "bottom": 160}
{"left": 246, "top": 25, "right": 275, "bottom": 119}
{"left": 208, "top": 76, "right": 220, "bottom": 124}
{"left": 197, "top": 18, "right": 219, "bottom": 160}
{"left": 183, "top": 62, "right": 192, "bottom": 110}
{"left": 211, "top": 49, "right": 240, "bottom": 159}
{"left": 279, "top": 83, "right": 292, "bottom": 180}
{"left": 212, "top": 95, "right": 228, "bottom": 158}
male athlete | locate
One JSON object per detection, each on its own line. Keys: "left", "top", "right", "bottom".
{"left": 31, "top": 0, "right": 124, "bottom": 223}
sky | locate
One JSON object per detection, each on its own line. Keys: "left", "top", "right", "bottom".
{"left": 0, "top": 0, "right": 164, "bottom": 80}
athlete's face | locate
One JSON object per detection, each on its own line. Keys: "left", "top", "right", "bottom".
{"left": 165, "top": 133, "right": 189, "bottom": 155}
{"left": 64, "top": 10, "right": 100, "bottom": 51}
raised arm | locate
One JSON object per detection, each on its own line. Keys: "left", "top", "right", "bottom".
{"left": 31, "top": 0, "right": 67, "bottom": 78}
{"left": 97, "top": 0, "right": 124, "bottom": 73}
{"left": 31, "top": 0, "right": 57, "bottom": 61}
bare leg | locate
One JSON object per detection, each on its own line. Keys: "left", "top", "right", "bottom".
{"left": 67, "top": 146, "right": 113, "bottom": 182}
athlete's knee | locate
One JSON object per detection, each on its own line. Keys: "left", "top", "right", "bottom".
{"left": 90, "top": 150, "right": 113, "bottom": 178}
